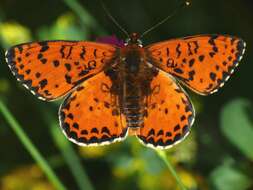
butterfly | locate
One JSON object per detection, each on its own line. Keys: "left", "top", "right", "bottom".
{"left": 5, "top": 33, "right": 246, "bottom": 149}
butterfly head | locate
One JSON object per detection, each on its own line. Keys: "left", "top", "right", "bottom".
{"left": 125, "top": 33, "right": 143, "bottom": 47}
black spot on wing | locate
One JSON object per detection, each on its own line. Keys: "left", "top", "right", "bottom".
{"left": 176, "top": 44, "right": 182, "bottom": 58}
{"left": 198, "top": 55, "right": 205, "bottom": 62}
{"left": 189, "top": 58, "right": 195, "bottom": 67}
{"left": 60, "top": 45, "right": 65, "bottom": 58}
{"left": 64, "top": 63, "right": 71, "bottom": 71}
{"left": 80, "top": 46, "right": 86, "bottom": 60}
{"left": 174, "top": 68, "right": 184, "bottom": 74}
{"left": 65, "top": 74, "right": 72, "bottom": 84}
{"left": 66, "top": 46, "right": 73, "bottom": 59}
{"left": 210, "top": 72, "right": 216, "bottom": 82}
{"left": 39, "top": 79, "right": 48, "bottom": 89}
{"left": 53, "top": 60, "right": 60, "bottom": 67}
{"left": 39, "top": 42, "right": 49, "bottom": 52}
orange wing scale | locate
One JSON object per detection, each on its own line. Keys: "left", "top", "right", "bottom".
{"left": 146, "top": 35, "right": 246, "bottom": 95}
{"left": 137, "top": 71, "right": 195, "bottom": 149}
{"left": 5, "top": 41, "right": 117, "bottom": 100}
{"left": 59, "top": 71, "right": 128, "bottom": 145}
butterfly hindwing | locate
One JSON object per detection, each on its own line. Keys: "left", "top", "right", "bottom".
{"left": 146, "top": 35, "right": 246, "bottom": 95}
{"left": 5, "top": 41, "right": 117, "bottom": 101}
{"left": 137, "top": 70, "right": 195, "bottom": 149}
{"left": 59, "top": 71, "right": 128, "bottom": 146}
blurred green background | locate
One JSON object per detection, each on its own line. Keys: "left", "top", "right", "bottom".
{"left": 0, "top": 0, "right": 253, "bottom": 190}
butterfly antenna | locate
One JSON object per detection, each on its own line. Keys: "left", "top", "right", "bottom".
{"left": 140, "top": 0, "right": 190, "bottom": 38}
{"left": 100, "top": 1, "right": 130, "bottom": 38}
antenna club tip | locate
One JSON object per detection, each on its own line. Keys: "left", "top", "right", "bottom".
{"left": 185, "top": 0, "right": 191, "bottom": 6}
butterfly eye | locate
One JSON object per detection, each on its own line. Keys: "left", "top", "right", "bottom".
{"left": 124, "top": 37, "right": 143, "bottom": 47}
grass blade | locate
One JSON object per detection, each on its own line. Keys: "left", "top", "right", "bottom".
{"left": 156, "top": 150, "right": 187, "bottom": 190}
{"left": 50, "top": 126, "right": 94, "bottom": 190}
{"left": 61, "top": 0, "right": 106, "bottom": 35}
{"left": 42, "top": 107, "right": 94, "bottom": 190}
{"left": 0, "top": 100, "right": 67, "bottom": 190}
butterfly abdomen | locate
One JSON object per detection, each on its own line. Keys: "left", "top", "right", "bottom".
{"left": 122, "top": 79, "right": 144, "bottom": 129}
{"left": 124, "top": 94, "right": 144, "bottom": 128}
{"left": 120, "top": 47, "right": 146, "bottom": 128}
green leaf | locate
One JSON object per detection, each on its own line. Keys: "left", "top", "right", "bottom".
{"left": 0, "top": 22, "right": 32, "bottom": 48}
{"left": 37, "top": 13, "right": 86, "bottom": 41}
{"left": 210, "top": 162, "right": 251, "bottom": 190}
{"left": 220, "top": 98, "right": 253, "bottom": 160}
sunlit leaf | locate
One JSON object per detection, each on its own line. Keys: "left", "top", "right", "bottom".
{"left": 220, "top": 98, "right": 253, "bottom": 160}
{"left": 37, "top": 13, "right": 87, "bottom": 41}
{"left": 0, "top": 22, "right": 32, "bottom": 47}
{"left": 210, "top": 161, "right": 251, "bottom": 190}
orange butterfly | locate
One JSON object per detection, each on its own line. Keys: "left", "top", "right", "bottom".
{"left": 5, "top": 33, "right": 246, "bottom": 149}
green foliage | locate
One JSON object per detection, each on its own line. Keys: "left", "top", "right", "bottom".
{"left": 0, "top": 22, "right": 32, "bottom": 48}
{"left": 62, "top": 0, "right": 106, "bottom": 35}
{"left": 220, "top": 98, "right": 253, "bottom": 160}
{"left": 0, "top": 100, "right": 67, "bottom": 190}
{"left": 210, "top": 158, "right": 252, "bottom": 190}
{"left": 38, "top": 13, "right": 87, "bottom": 41}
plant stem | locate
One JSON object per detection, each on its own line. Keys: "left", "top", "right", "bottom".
{"left": 43, "top": 108, "right": 94, "bottom": 190}
{"left": 51, "top": 125, "right": 94, "bottom": 190}
{"left": 156, "top": 150, "right": 187, "bottom": 190}
{"left": 0, "top": 100, "right": 67, "bottom": 190}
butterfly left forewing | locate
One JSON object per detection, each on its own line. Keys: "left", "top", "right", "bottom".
{"left": 5, "top": 41, "right": 117, "bottom": 101}
{"left": 145, "top": 35, "right": 246, "bottom": 95}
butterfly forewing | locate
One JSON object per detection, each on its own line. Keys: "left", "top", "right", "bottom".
{"left": 146, "top": 35, "right": 246, "bottom": 95}
{"left": 5, "top": 41, "right": 117, "bottom": 101}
